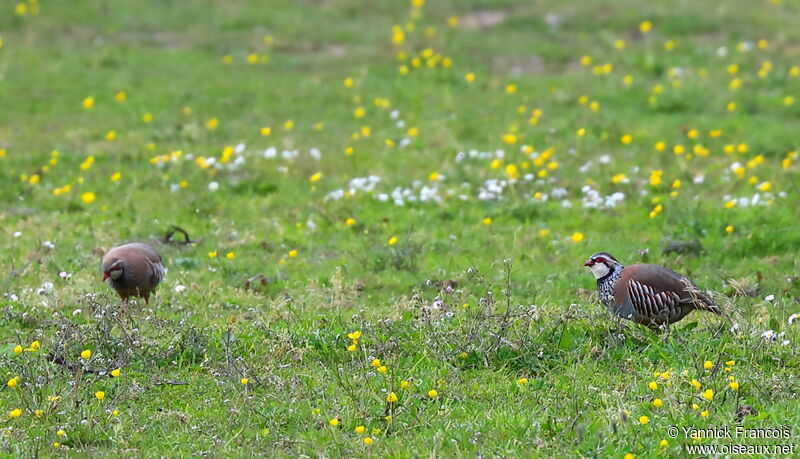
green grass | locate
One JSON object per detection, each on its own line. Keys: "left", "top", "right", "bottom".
{"left": 1, "top": 0, "right": 800, "bottom": 456}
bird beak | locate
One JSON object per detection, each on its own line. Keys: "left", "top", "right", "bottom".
{"left": 584, "top": 260, "right": 593, "bottom": 267}
{"left": 102, "top": 272, "right": 110, "bottom": 281}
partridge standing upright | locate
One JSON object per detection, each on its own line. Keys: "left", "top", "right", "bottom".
{"left": 583, "top": 251, "right": 722, "bottom": 328}
{"left": 102, "top": 242, "right": 165, "bottom": 305}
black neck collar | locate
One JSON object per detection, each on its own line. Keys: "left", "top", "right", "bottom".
{"left": 598, "top": 264, "right": 621, "bottom": 282}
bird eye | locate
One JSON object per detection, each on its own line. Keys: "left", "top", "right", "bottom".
{"left": 595, "top": 257, "right": 605, "bottom": 263}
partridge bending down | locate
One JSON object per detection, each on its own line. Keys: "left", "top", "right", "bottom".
{"left": 102, "top": 242, "right": 165, "bottom": 305}
{"left": 584, "top": 251, "right": 722, "bottom": 328}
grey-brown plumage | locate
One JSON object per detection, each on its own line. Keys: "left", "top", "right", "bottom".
{"left": 102, "top": 243, "right": 165, "bottom": 305}
{"left": 584, "top": 251, "right": 722, "bottom": 328}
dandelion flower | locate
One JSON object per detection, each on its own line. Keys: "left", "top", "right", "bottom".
{"left": 648, "top": 381, "right": 658, "bottom": 391}
{"left": 7, "top": 377, "right": 18, "bottom": 388}
{"left": 8, "top": 409, "right": 21, "bottom": 419}
{"left": 81, "top": 349, "right": 92, "bottom": 359}
{"left": 518, "top": 378, "right": 528, "bottom": 385}
{"left": 13, "top": 345, "right": 22, "bottom": 354}
{"left": 571, "top": 232, "right": 584, "bottom": 243}
{"left": 386, "top": 392, "right": 398, "bottom": 403}
{"left": 226, "top": 252, "right": 235, "bottom": 260}
{"left": 206, "top": 117, "right": 219, "bottom": 130}
{"left": 465, "top": 73, "right": 475, "bottom": 83}
{"left": 729, "top": 381, "right": 739, "bottom": 390}
{"left": 82, "top": 96, "right": 95, "bottom": 109}
{"left": 400, "top": 380, "right": 409, "bottom": 389}
{"left": 329, "top": 418, "right": 339, "bottom": 427}
{"left": 81, "top": 192, "right": 96, "bottom": 204}
{"left": 110, "top": 172, "right": 121, "bottom": 182}
{"left": 240, "top": 378, "right": 249, "bottom": 385}
{"left": 482, "top": 217, "right": 492, "bottom": 226}
{"left": 639, "top": 20, "right": 652, "bottom": 33}
{"left": 115, "top": 91, "right": 126, "bottom": 103}
{"left": 388, "top": 237, "right": 398, "bottom": 246}
{"left": 364, "top": 437, "right": 374, "bottom": 445}
{"left": 208, "top": 251, "right": 217, "bottom": 258}
{"left": 639, "top": 415, "right": 649, "bottom": 425}
{"left": 702, "top": 389, "right": 714, "bottom": 400}
{"left": 377, "top": 365, "right": 387, "bottom": 374}
{"left": 111, "top": 369, "right": 121, "bottom": 378}
{"left": 427, "top": 389, "right": 438, "bottom": 398}
{"left": 95, "top": 391, "right": 105, "bottom": 400}
{"left": 653, "top": 398, "right": 663, "bottom": 408}
{"left": 700, "top": 410, "right": 709, "bottom": 418}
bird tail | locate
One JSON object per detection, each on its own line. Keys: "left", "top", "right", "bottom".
{"left": 686, "top": 282, "right": 728, "bottom": 318}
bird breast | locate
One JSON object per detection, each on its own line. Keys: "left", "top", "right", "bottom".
{"left": 597, "top": 267, "right": 623, "bottom": 306}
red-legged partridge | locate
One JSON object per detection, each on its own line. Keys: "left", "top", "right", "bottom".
{"left": 102, "top": 242, "right": 165, "bottom": 305}
{"left": 584, "top": 251, "right": 722, "bottom": 328}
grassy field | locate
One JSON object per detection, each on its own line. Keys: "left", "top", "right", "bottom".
{"left": 2, "top": 0, "right": 800, "bottom": 456}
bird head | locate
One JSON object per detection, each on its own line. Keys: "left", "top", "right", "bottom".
{"left": 103, "top": 260, "right": 125, "bottom": 282}
{"left": 584, "top": 252, "right": 622, "bottom": 279}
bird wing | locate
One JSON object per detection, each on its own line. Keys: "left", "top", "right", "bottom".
{"left": 148, "top": 258, "right": 165, "bottom": 286}
{"left": 622, "top": 264, "right": 720, "bottom": 316}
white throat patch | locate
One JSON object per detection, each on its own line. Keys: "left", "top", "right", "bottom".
{"left": 109, "top": 268, "right": 124, "bottom": 280}
{"left": 588, "top": 263, "right": 611, "bottom": 279}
